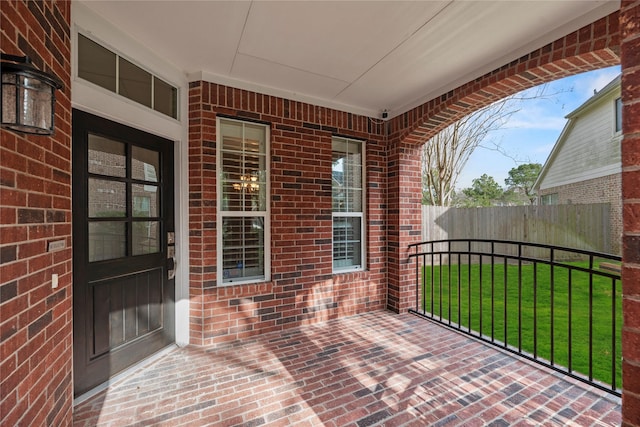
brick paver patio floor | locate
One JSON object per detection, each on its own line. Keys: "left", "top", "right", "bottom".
{"left": 73, "top": 311, "right": 621, "bottom": 426}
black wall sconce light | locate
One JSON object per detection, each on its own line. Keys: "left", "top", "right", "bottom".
{"left": 1, "top": 53, "right": 63, "bottom": 135}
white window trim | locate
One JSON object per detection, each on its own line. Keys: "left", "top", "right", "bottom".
{"left": 216, "top": 117, "right": 271, "bottom": 286}
{"left": 332, "top": 137, "right": 366, "bottom": 274}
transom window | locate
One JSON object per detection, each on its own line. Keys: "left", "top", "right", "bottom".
{"left": 217, "top": 118, "right": 270, "bottom": 285}
{"left": 332, "top": 137, "right": 365, "bottom": 272}
{"left": 78, "top": 33, "right": 178, "bottom": 119}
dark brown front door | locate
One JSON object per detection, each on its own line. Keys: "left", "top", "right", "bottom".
{"left": 72, "top": 110, "right": 175, "bottom": 396}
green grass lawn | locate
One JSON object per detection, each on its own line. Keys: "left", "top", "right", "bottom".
{"left": 421, "top": 260, "right": 622, "bottom": 388}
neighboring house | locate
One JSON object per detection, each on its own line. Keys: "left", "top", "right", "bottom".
{"left": 534, "top": 75, "right": 622, "bottom": 254}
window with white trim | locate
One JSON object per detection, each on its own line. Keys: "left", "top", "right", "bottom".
{"left": 332, "top": 137, "right": 365, "bottom": 272}
{"left": 217, "top": 118, "right": 270, "bottom": 285}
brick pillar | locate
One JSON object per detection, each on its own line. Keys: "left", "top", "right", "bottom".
{"left": 387, "top": 139, "right": 422, "bottom": 313}
{"left": 620, "top": 1, "right": 640, "bottom": 425}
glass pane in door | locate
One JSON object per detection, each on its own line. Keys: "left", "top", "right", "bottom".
{"left": 132, "top": 221, "right": 159, "bottom": 256}
{"left": 89, "top": 221, "right": 126, "bottom": 262}
{"left": 132, "top": 184, "right": 158, "bottom": 217}
{"left": 132, "top": 146, "right": 159, "bottom": 182}
{"left": 88, "top": 135, "right": 126, "bottom": 177}
{"left": 88, "top": 179, "right": 126, "bottom": 218}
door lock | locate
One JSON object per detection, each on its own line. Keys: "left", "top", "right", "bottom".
{"left": 167, "top": 232, "right": 176, "bottom": 280}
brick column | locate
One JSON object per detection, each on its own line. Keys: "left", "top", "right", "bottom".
{"left": 620, "top": 1, "right": 640, "bottom": 425}
{"left": 387, "top": 139, "right": 422, "bottom": 313}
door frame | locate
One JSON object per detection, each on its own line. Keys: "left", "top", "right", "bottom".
{"left": 72, "top": 109, "right": 177, "bottom": 396}
{"left": 71, "top": 5, "right": 191, "bottom": 357}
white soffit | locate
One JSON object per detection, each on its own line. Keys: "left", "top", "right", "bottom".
{"left": 79, "top": 0, "right": 620, "bottom": 119}
{"left": 235, "top": 2, "right": 448, "bottom": 83}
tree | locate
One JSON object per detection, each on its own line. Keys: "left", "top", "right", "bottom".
{"left": 505, "top": 163, "right": 542, "bottom": 205}
{"left": 421, "top": 100, "right": 515, "bottom": 206}
{"left": 421, "top": 84, "right": 559, "bottom": 206}
{"left": 461, "top": 174, "right": 504, "bottom": 207}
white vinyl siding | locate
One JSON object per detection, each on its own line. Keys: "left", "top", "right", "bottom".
{"left": 538, "top": 92, "right": 621, "bottom": 191}
{"left": 217, "top": 118, "right": 270, "bottom": 285}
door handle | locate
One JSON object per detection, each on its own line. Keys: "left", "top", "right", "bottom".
{"left": 167, "top": 256, "right": 177, "bottom": 280}
{"left": 167, "top": 232, "right": 176, "bottom": 280}
{"left": 167, "top": 257, "right": 177, "bottom": 280}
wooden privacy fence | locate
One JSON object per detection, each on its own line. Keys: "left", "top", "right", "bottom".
{"left": 421, "top": 204, "right": 614, "bottom": 259}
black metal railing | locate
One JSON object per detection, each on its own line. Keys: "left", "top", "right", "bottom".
{"left": 408, "top": 239, "right": 622, "bottom": 396}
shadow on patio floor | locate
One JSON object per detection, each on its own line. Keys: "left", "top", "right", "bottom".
{"left": 73, "top": 311, "right": 621, "bottom": 426}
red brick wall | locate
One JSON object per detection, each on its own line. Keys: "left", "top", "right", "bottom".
{"left": 620, "top": 1, "right": 640, "bottom": 425}
{"left": 188, "top": 82, "right": 388, "bottom": 345}
{"left": 538, "top": 174, "right": 623, "bottom": 254}
{"left": 1, "top": 1, "right": 73, "bottom": 426}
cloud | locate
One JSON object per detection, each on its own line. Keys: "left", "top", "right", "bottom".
{"left": 506, "top": 114, "right": 567, "bottom": 131}
{"left": 495, "top": 66, "right": 620, "bottom": 132}
{"left": 532, "top": 143, "right": 555, "bottom": 154}
{"left": 571, "top": 66, "right": 621, "bottom": 100}
{"left": 491, "top": 84, "right": 575, "bottom": 132}
{"left": 502, "top": 103, "right": 568, "bottom": 131}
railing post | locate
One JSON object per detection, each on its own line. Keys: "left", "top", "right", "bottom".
{"left": 448, "top": 241, "right": 452, "bottom": 325}
{"left": 479, "top": 247, "right": 483, "bottom": 338}
{"left": 431, "top": 242, "right": 435, "bottom": 317}
{"left": 467, "top": 240, "right": 471, "bottom": 333}
{"left": 611, "top": 275, "right": 616, "bottom": 390}
{"left": 550, "top": 247, "right": 555, "bottom": 366}
{"left": 491, "top": 241, "right": 495, "bottom": 342}
{"left": 415, "top": 244, "right": 419, "bottom": 311}
{"left": 518, "top": 243, "right": 522, "bottom": 352}
{"left": 533, "top": 261, "right": 538, "bottom": 359}
{"left": 568, "top": 269, "right": 573, "bottom": 373}
{"left": 589, "top": 255, "right": 593, "bottom": 380}
{"left": 504, "top": 244, "right": 509, "bottom": 348}
{"left": 457, "top": 251, "right": 461, "bottom": 327}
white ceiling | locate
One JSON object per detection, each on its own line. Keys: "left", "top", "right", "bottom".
{"left": 80, "top": 0, "right": 619, "bottom": 119}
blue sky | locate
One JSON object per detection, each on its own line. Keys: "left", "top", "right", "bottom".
{"left": 455, "top": 65, "right": 621, "bottom": 190}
